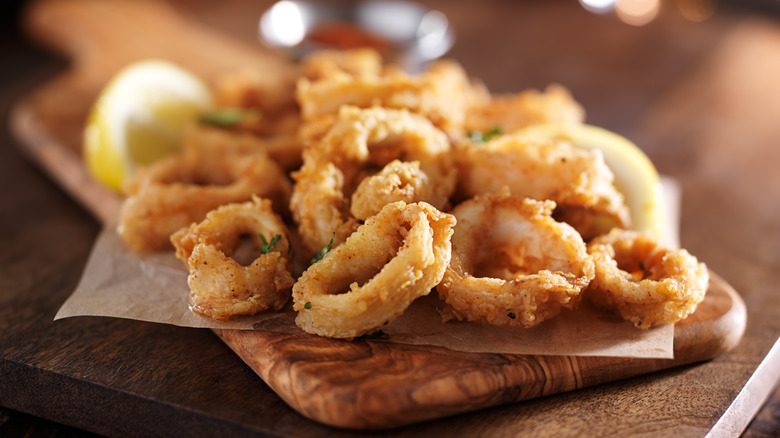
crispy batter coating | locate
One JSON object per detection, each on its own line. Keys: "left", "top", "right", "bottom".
{"left": 586, "top": 228, "right": 709, "bottom": 329}
{"left": 296, "top": 59, "right": 479, "bottom": 136}
{"left": 437, "top": 190, "right": 594, "bottom": 328}
{"left": 292, "top": 201, "right": 455, "bottom": 339}
{"left": 455, "top": 134, "right": 629, "bottom": 239}
{"left": 290, "top": 106, "right": 456, "bottom": 255}
{"left": 118, "top": 148, "right": 291, "bottom": 252}
{"left": 464, "top": 84, "right": 585, "bottom": 134}
{"left": 170, "top": 196, "right": 294, "bottom": 320}
{"left": 181, "top": 124, "right": 303, "bottom": 171}
{"left": 350, "top": 160, "right": 430, "bottom": 220}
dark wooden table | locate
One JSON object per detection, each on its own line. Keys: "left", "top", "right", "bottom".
{"left": 2, "top": 0, "right": 779, "bottom": 436}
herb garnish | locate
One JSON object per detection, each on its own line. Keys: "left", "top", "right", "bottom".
{"left": 357, "top": 329, "right": 389, "bottom": 340}
{"left": 468, "top": 126, "right": 502, "bottom": 144}
{"left": 309, "top": 232, "right": 335, "bottom": 264}
{"left": 304, "top": 302, "right": 312, "bottom": 309}
{"left": 198, "top": 108, "right": 260, "bottom": 127}
{"left": 258, "top": 232, "right": 282, "bottom": 254}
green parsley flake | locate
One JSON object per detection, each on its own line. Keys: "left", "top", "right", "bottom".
{"left": 309, "top": 232, "right": 335, "bottom": 265}
{"left": 304, "top": 302, "right": 312, "bottom": 309}
{"left": 198, "top": 108, "right": 259, "bottom": 127}
{"left": 258, "top": 232, "right": 282, "bottom": 254}
{"left": 468, "top": 126, "right": 503, "bottom": 144}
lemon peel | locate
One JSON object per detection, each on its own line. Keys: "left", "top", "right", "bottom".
{"left": 83, "top": 60, "right": 213, "bottom": 192}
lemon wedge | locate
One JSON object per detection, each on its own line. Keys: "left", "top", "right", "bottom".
{"left": 514, "top": 124, "right": 665, "bottom": 238}
{"left": 83, "top": 60, "right": 213, "bottom": 192}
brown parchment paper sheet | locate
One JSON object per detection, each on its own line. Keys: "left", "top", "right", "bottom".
{"left": 55, "top": 178, "right": 682, "bottom": 358}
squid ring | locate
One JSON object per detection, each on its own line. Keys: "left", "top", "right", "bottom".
{"left": 290, "top": 105, "right": 456, "bottom": 255}
{"left": 585, "top": 228, "right": 709, "bottom": 329}
{"left": 170, "top": 196, "right": 294, "bottom": 320}
{"left": 436, "top": 189, "right": 594, "bottom": 328}
{"left": 118, "top": 149, "right": 291, "bottom": 252}
{"left": 292, "top": 201, "right": 455, "bottom": 339}
{"left": 455, "top": 135, "right": 629, "bottom": 240}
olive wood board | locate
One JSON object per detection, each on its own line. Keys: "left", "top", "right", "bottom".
{"left": 10, "top": 0, "right": 748, "bottom": 430}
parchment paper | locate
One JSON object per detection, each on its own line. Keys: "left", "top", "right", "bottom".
{"left": 56, "top": 178, "right": 682, "bottom": 359}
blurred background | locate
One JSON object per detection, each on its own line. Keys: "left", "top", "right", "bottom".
{"left": 3, "top": 0, "right": 779, "bottom": 133}
{"left": 4, "top": 0, "right": 780, "bottom": 183}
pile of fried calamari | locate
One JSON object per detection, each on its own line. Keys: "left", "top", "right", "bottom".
{"left": 116, "top": 49, "right": 709, "bottom": 339}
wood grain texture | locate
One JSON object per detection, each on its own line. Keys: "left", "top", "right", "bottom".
{"left": 11, "top": 100, "right": 120, "bottom": 223}
{"left": 707, "top": 337, "right": 780, "bottom": 437}
{"left": 215, "top": 276, "right": 745, "bottom": 429}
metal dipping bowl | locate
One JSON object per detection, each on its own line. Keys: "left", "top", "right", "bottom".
{"left": 259, "top": 0, "right": 454, "bottom": 71}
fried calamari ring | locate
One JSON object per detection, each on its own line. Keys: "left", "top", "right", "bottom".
{"left": 293, "top": 201, "right": 455, "bottom": 339}
{"left": 290, "top": 159, "right": 359, "bottom": 256}
{"left": 181, "top": 124, "right": 303, "bottom": 172}
{"left": 118, "top": 149, "right": 291, "bottom": 252}
{"left": 455, "top": 134, "right": 629, "bottom": 240}
{"left": 437, "top": 190, "right": 594, "bottom": 328}
{"left": 170, "top": 196, "right": 294, "bottom": 320}
{"left": 585, "top": 228, "right": 709, "bottom": 329}
{"left": 296, "top": 59, "right": 478, "bottom": 136}
{"left": 464, "top": 84, "right": 585, "bottom": 134}
{"left": 290, "top": 106, "right": 456, "bottom": 255}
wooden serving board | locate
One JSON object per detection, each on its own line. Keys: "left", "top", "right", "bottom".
{"left": 214, "top": 278, "right": 745, "bottom": 429}
{"left": 12, "top": 0, "right": 748, "bottom": 430}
